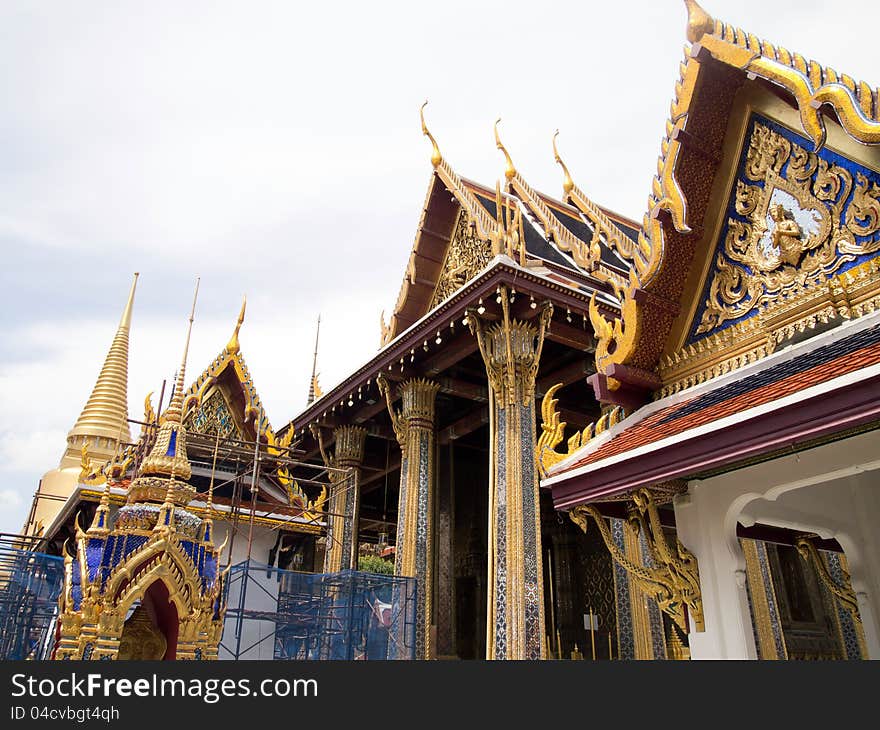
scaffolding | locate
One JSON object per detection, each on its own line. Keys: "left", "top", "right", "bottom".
{"left": 0, "top": 534, "right": 64, "bottom": 660}
{"left": 9, "top": 405, "right": 397, "bottom": 661}
{"left": 221, "top": 560, "right": 416, "bottom": 660}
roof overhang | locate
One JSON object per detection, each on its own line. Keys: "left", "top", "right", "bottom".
{"left": 545, "top": 360, "right": 880, "bottom": 510}
{"left": 288, "top": 256, "right": 619, "bottom": 437}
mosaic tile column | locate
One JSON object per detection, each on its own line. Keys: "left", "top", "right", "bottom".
{"left": 469, "top": 295, "right": 551, "bottom": 660}
{"left": 741, "top": 538, "right": 787, "bottom": 660}
{"left": 379, "top": 377, "right": 440, "bottom": 660}
{"left": 322, "top": 425, "right": 367, "bottom": 573}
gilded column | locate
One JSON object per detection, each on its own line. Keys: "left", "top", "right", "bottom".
{"left": 315, "top": 425, "right": 367, "bottom": 573}
{"left": 622, "top": 520, "right": 668, "bottom": 659}
{"left": 741, "top": 538, "right": 787, "bottom": 660}
{"left": 378, "top": 376, "right": 440, "bottom": 660}
{"left": 469, "top": 290, "right": 551, "bottom": 660}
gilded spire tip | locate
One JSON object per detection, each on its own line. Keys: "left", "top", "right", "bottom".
{"left": 120, "top": 272, "right": 139, "bottom": 330}
{"left": 684, "top": 0, "right": 714, "bottom": 44}
{"left": 552, "top": 130, "right": 575, "bottom": 199}
{"left": 226, "top": 296, "right": 246, "bottom": 354}
{"left": 67, "top": 271, "right": 138, "bottom": 450}
{"left": 420, "top": 100, "right": 443, "bottom": 168}
{"left": 494, "top": 118, "right": 516, "bottom": 181}
{"left": 164, "top": 277, "right": 200, "bottom": 424}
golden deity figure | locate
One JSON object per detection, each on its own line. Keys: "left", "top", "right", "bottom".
{"left": 768, "top": 203, "right": 803, "bottom": 267}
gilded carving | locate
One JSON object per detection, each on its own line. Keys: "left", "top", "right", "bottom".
{"left": 570, "top": 488, "right": 703, "bottom": 634}
{"left": 537, "top": 385, "right": 626, "bottom": 478}
{"left": 184, "top": 389, "right": 235, "bottom": 440}
{"left": 694, "top": 118, "right": 880, "bottom": 338}
{"left": 429, "top": 209, "right": 494, "bottom": 309}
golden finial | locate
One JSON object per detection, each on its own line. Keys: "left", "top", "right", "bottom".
{"left": 553, "top": 130, "right": 575, "bottom": 199}
{"left": 420, "top": 100, "right": 443, "bottom": 168}
{"left": 163, "top": 277, "right": 200, "bottom": 424}
{"left": 226, "top": 296, "right": 246, "bottom": 354}
{"left": 684, "top": 0, "right": 714, "bottom": 44}
{"left": 68, "top": 272, "right": 138, "bottom": 448}
{"left": 494, "top": 118, "right": 516, "bottom": 181}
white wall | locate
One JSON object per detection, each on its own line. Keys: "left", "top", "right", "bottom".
{"left": 674, "top": 429, "right": 880, "bottom": 659}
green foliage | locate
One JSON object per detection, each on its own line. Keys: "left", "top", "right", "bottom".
{"left": 358, "top": 554, "right": 394, "bottom": 575}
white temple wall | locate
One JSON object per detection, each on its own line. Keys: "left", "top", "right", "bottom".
{"left": 674, "top": 429, "right": 880, "bottom": 659}
{"left": 215, "top": 523, "right": 281, "bottom": 660}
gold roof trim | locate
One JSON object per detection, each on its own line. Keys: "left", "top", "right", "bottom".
{"left": 421, "top": 102, "right": 498, "bottom": 241}
{"left": 689, "top": 0, "right": 880, "bottom": 150}
{"left": 226, "top": 296, "right": 246, "bottom": 354}
{"left": 553, "top": 132, "right": 646, "bottom": 278}
{"left": 68, "top": 273, "right": 138, "bottom": 445}
{"left": 494, "top": 121, "right": 597, "bottom": 272}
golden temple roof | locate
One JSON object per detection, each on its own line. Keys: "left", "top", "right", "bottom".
{"left": 67, "top": 273, "right": 138, "bottom": 447}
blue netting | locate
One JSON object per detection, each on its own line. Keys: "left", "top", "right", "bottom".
{"left": 221, "top": 561, "right": 417, "bottom": 660}
{"left": 0, "top": 538, "right": 64, "bottom": 660}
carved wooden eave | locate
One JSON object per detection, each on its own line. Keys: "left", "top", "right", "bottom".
{"left": 586, "top": 0, "right": 880, "bottom": 409}
{"left": 286, "top": 257, "right": 619, "bottom": 442}
{"left": 384, "top": 171, "right": 486, "bottom": 343}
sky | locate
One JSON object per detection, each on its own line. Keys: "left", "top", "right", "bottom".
{"left": 0, "top": 0, "right": 875, "bottom": 534}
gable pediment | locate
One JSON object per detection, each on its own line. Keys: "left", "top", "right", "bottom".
{"left": 689, "top": 113, "right": 880, "bottom": 344}
{"left": 658, "top": 107, "right": 880, "bottom": 396}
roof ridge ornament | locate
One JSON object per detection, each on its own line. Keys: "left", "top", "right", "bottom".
{"left": 552, "top": 130, "right": 574, "bottom": 199}
{"left": 420, "top": 100, "right": 443, "bottom": 168}
{"left": 684, "top": 0, "right": 714, "bottom": 44}
{"left": 493, "top": 118, "right": 516, "bottom": 181}
{"left": 226, "top": 296, "right": 246, "bottom": 354}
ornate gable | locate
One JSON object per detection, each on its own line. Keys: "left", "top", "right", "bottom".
{"left": 585, "top": 0, "right": 880, "bottom": 408}
{"left": 690, "top": 113, "right": 880, "bottom": 342}
{"left": 428, "top": 208, "right": 494, "bottom": 310}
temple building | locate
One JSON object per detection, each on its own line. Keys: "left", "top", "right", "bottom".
{"left": 19, "top": 0, "right": 879, "bottom": 660}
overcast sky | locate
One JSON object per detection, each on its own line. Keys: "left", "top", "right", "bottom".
{"left": 1, "top": 0, "right": 875, "bottom": 534}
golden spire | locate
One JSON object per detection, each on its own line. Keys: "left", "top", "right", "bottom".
{"left": 226, "top": 296, "right": 246, "bottom": 354}
{"left": 132, "top": 278, "right": 199, "bottom": 487}
{"left": 684, "top": 0, "right": 714, "bottom": 44}
{"left": 494, "top": 118, "right": 516, "bottom": 181}
{"left": 68, "top": 273, "right": 139, "bottom": 449}
{"left": 420, "top": 100, "right": 443, "bottom": 168}
{"left": 307, "top": 314, "right": 322, "bottom": 406}
{"left": 552, "top": 130, "right": 575, "bottom": 199}
{"left": 163, "top": 278, "right": 200, "bottom": 425}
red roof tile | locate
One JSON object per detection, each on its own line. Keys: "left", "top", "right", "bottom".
{"left": 563, "top": 339, "right": 880, "bottom": 472}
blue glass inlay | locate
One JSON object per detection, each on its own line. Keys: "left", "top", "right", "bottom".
{"left": 85, "top": 538, "right": 105, "bottom": 581}
{"left": 165, "top": 429, "right": 177, "bottom": 457}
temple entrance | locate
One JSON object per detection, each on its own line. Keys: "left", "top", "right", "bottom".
{"left": 541, "top": 495, "right": 618, "bottom": 660}
{"left": 118, "top": 581, "right": 179, "bottom": 660}
{"left": 742, "top": 536, "right": 867, "bottom": 660}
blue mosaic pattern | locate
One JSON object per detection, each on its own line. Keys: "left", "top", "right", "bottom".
{"left": 520, "top": 403, "right": 542, "bottom": 660}
{"left": 85, "top": 538, "right": 104, "bottom": 581}
{"left": 822, "top": 551, "right": 863, "bottom": 660}
{"left": 388, "top": 455, "right": 409, "bottom": 659}
{"left": 340, "top": 473, "right": 357, "bottom": 571}
{"left": 638, "top": 530, "right": 667, "bottom": 660}
{"left": 610, "top": 519, "right": 635, "bottom": 660}
{"left": 414, "top": 431, "right": 431, "bottom": 660}
{"left": 689, "top": 113, "right": 880, "bottom": 343}
{"left": 743, "top": 540, "right": 786, "bottom": 659}
{"left": 494, "top": 406, "right": 508, "bottom": 659}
